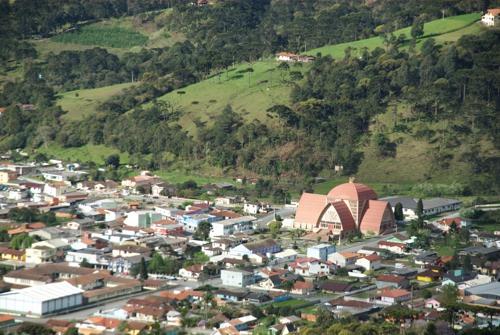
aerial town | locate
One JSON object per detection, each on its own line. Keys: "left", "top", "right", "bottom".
{"left": 1, "top": 1, "right": 499, "bottom": 335}
{"left": 0, "top": 158, "right": 496, "bottom": 335}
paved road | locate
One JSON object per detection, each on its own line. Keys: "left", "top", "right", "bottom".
{"left": 254, "top": 206, "right": 296, "bottom": 229}
{"left": 336, "top": 230, "right": 407, "bottom": 252}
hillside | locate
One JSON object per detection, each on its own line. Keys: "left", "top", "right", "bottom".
{"left": 152, "top": 14, "right": 482, "bottom": 135}
{"left": 32, "top": 9, "right": 184, "bottom": 58}
{"left": 306, "top": 13, "right": 481, "bottom": 58}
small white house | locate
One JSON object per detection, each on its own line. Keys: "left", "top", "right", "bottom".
{"left": 482, "top": 8, "right": 500, "bottom": 27}
{"left": 355, "top": 254, "right": 382, "bottom": 271}
{"left": 220, "top": 269, "right": 255, "bottom": 288}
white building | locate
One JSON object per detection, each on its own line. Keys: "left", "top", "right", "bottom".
{"left": 307, "top": 244, "right": 336, "bottom": 262}
{"left": 0, "top": 281, "right": 83, "bottom": 317}
{"left": 482, "top": 8, "right": 500, "bottom": 26}
{"left": 209, "top": 216, "right": 256, "bottom": 237}
{"left": 220, "top": 269, "right": 255, "bottom": 288}
{"left": 124, "top": 210, "right": 162, "bottom": 228}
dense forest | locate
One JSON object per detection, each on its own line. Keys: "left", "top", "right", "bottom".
{"left": 0, "top": 0, "right": 499, "bottom": 195}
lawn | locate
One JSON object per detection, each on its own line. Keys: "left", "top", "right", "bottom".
{"left": 57, "top": 82, "right": 137, "bottom": 121}
{"left": 435, "top": 245, "right": 456, "bottom": 257}
{"left": 272, "top": 298, "right": 310, "bottom": 308}
{"left": 158, "top": 59, "right": 298, "bottom": 135}
{"left": 52, "top": 24, "right": 148, "bottom": 48}
{"left": 36, "top": 144, "right": 129, "bottom": 165}
{"left": 313, "top": 177, "right": 415, "bottom": 197}
{"left": 307, "top": 13, "right": 481, "bottom": 58}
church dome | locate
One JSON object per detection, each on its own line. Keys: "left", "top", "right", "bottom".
{"left": 327, "top": 181, "right": 377, "bottom": 202}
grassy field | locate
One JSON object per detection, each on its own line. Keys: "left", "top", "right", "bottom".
{"left": 52, "top": 25, "right": 148, "bottom": 48}
{"left": 35, "top": 9, "right": 184, "bottom": 57}
{"left": 57, "top": 82, "right": 137, "bottom": 121}
{"left": 158, "top": 59, "right": 298, "bottom": 134}
{"left": 307, "top": 13, "right": 481, "bottom": 58}
{"left": 37, "top": 144, "right": 130, "bottom": 165}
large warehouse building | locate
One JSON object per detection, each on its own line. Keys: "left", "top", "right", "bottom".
{"left": 0, "top": 281, "right": 83, "bottom": 317}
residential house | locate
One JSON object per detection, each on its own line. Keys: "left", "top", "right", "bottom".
{"left": 66, "top": 218, "right": 95, "bottom": 230}
{"left": 482, "top": 8, "right": 500, "bottom": 26}
{"left": 276, "top": 52, "right": 315, "bottom": 63}
{"left": 166, "top": 310, "right": 182, "bottom": 327}
{"left": 270, "top": 249, "right": 298, "bottom": 265}
{"left": 289, "top": 257, "right": 333, "bottom": 277}
{"left": 425, "top": 298, "right": 442, "bottom": 310}
{"left": 181, "top": 213, "right": 222, "bottom": 232}
{"left": 376, "top": 274, "right": 409, "bottom": 289}
{"left": 178, "top": 264, "right": 204, "bottom": 280}
{"left": 220, "top": 269, "right": 255, "bottom": 288}
{"left": 291, "top": 280, "right": 314, "bottom": 295}
{"left": 328, "top": 251, "right": 360, "bottom": 267}
{"left": 215, "top": 289, "right": 248, "bottom": 303}
{"left": 209, "top": 216, "right": 256, "bottom": 237}
{"left": 380, "top": 288, "right": 411, "bottom": 305}
{"left": 307, "top": 244, "right": 336, "bottom": 262}
{"left": 355, "top": 254, "right": 382, "bottom": 271}
{"left": 0, "top": 247, "right": 25, "bottom": 262}
{"left": 124, "top": 210, "right": 162, "bottom": 228}
{"left": 151, "top": 219, "right": 183, "bottom": 236}
{"left": 378, "top": 240, "right": 406, "bottom": 254}
{"left": 415, "top": 251, "right": 439, "bottom": 266}
{"left": 417, "top": 268, "right": 443, "bottom": 283}
{"left": 441, "top": 269, "right": 477, "bottom": 286}
{"left": 229, "top": 239, "right": 281, "bottom": 258}
{"left": 318, "top": 281, "right": 353, "bottom": 293}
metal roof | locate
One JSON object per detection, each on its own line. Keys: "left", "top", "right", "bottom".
{"left": 0, "top": 281, "right": 83, "bottom": 302}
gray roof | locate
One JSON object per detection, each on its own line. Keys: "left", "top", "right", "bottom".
{"left": 380, "top": 196, "right": 417, "bottom": 210}
{"left": 422, "top": 198, "right": 461, "bottom": 209}
{"left": 465, "top": 282, "right": 500, "bottom": 299}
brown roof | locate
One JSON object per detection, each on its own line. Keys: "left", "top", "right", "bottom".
{"left": 293, "top": 281, "right": 313, "bottom": 290}
{"left": 210, "top": 210, "right": 242, "bottom": 219}
{"left": 86, "top": 317, "right": 121, "bottom": 329}
{"left": 360, "top": 200, "right": 393, "bottom": 234}
{"left": 487, "top": 8, "right": 500, "bottom": 16}
{"left": 377, "top": 274, "right": 406, "bottom": 283}
{"left": 327, "top": 181, "right": 377, "bottom": 202}
{"left": 295, "top": 193, "right": 328, "bottom": 227}
{"left": 364, "top": 254, "right": 381, "bottom": 261}
{"left": 380, "top": 288, "right": 410, "bottom": 298}
{"left": 65, "top": 270, "right": 112, "bottom": 286}
{"left": 331, "top": 201, "right": 356, "bottom": 232}
{"left": 0, "top": 314, "right": 14, "bottom": 323}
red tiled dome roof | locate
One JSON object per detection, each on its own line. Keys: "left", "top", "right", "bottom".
{"left": 327, "top": 182, "right": 377, "bottom": 202}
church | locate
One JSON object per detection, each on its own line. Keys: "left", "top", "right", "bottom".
{"left": 294, "top": 179, "right": 395, "bottom": 236}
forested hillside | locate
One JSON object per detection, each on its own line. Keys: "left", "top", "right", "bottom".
{"left": 0, "top": 0, "right": 499, "bottom": 196}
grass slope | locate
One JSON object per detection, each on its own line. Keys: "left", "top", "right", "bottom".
{"left": 158, "top": 60, "right": 298, "bottom": 134}
{"left": 57, "top": 82, "right": 137, "bottom": 121}
{"left": 307, "top": 13, "right": 481, "bottom": 58}
{"left": 52, "top": 25, "right": 148, "bottom": 48}
{"left": 37, "top": 144, "right": 129, "bottom": 165}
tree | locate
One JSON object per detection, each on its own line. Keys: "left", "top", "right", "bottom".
{"left": 269, "top": 221, "right": 282, "bottom": 238}
{"left": 394, "top": 202, "right": 404, "bottom": 221}
{"left": 105, "top": 154, "right": 120, "bottom": 169}
{"left": 17, "top": 323, "right": 55, "bottom": 335}
{"left": 139, "top": 257, "right": 148, "bottom": 280}
{"left": 416, "top": 198, "right": 424, "bottom": 227}
{"left": 194, "top": 221, "right": 212, "bottom": 241}
{"left": 411, "top": 17, "right": 424, "bottom": 40}
{"left": 80, "top": 258, "right": 93, "bottom": 268}
{"left": 463, "top": 254, "right": 473, "bottom": 273}
{"left": 64, "top": 327, "right": 79, "bottom": 335}
{"left": 441, "top": 284, "right": 459, "bottom": 326}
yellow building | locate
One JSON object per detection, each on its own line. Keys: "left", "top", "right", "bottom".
{"left": 416, "top": 268, "right": 442, "bottom": 282}
{"left": 0, "top": 247, "right": 26, "bottom": 262}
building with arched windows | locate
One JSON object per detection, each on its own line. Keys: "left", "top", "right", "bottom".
{"left": 294, "top": 179, "right": 395, "bottom": 236}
